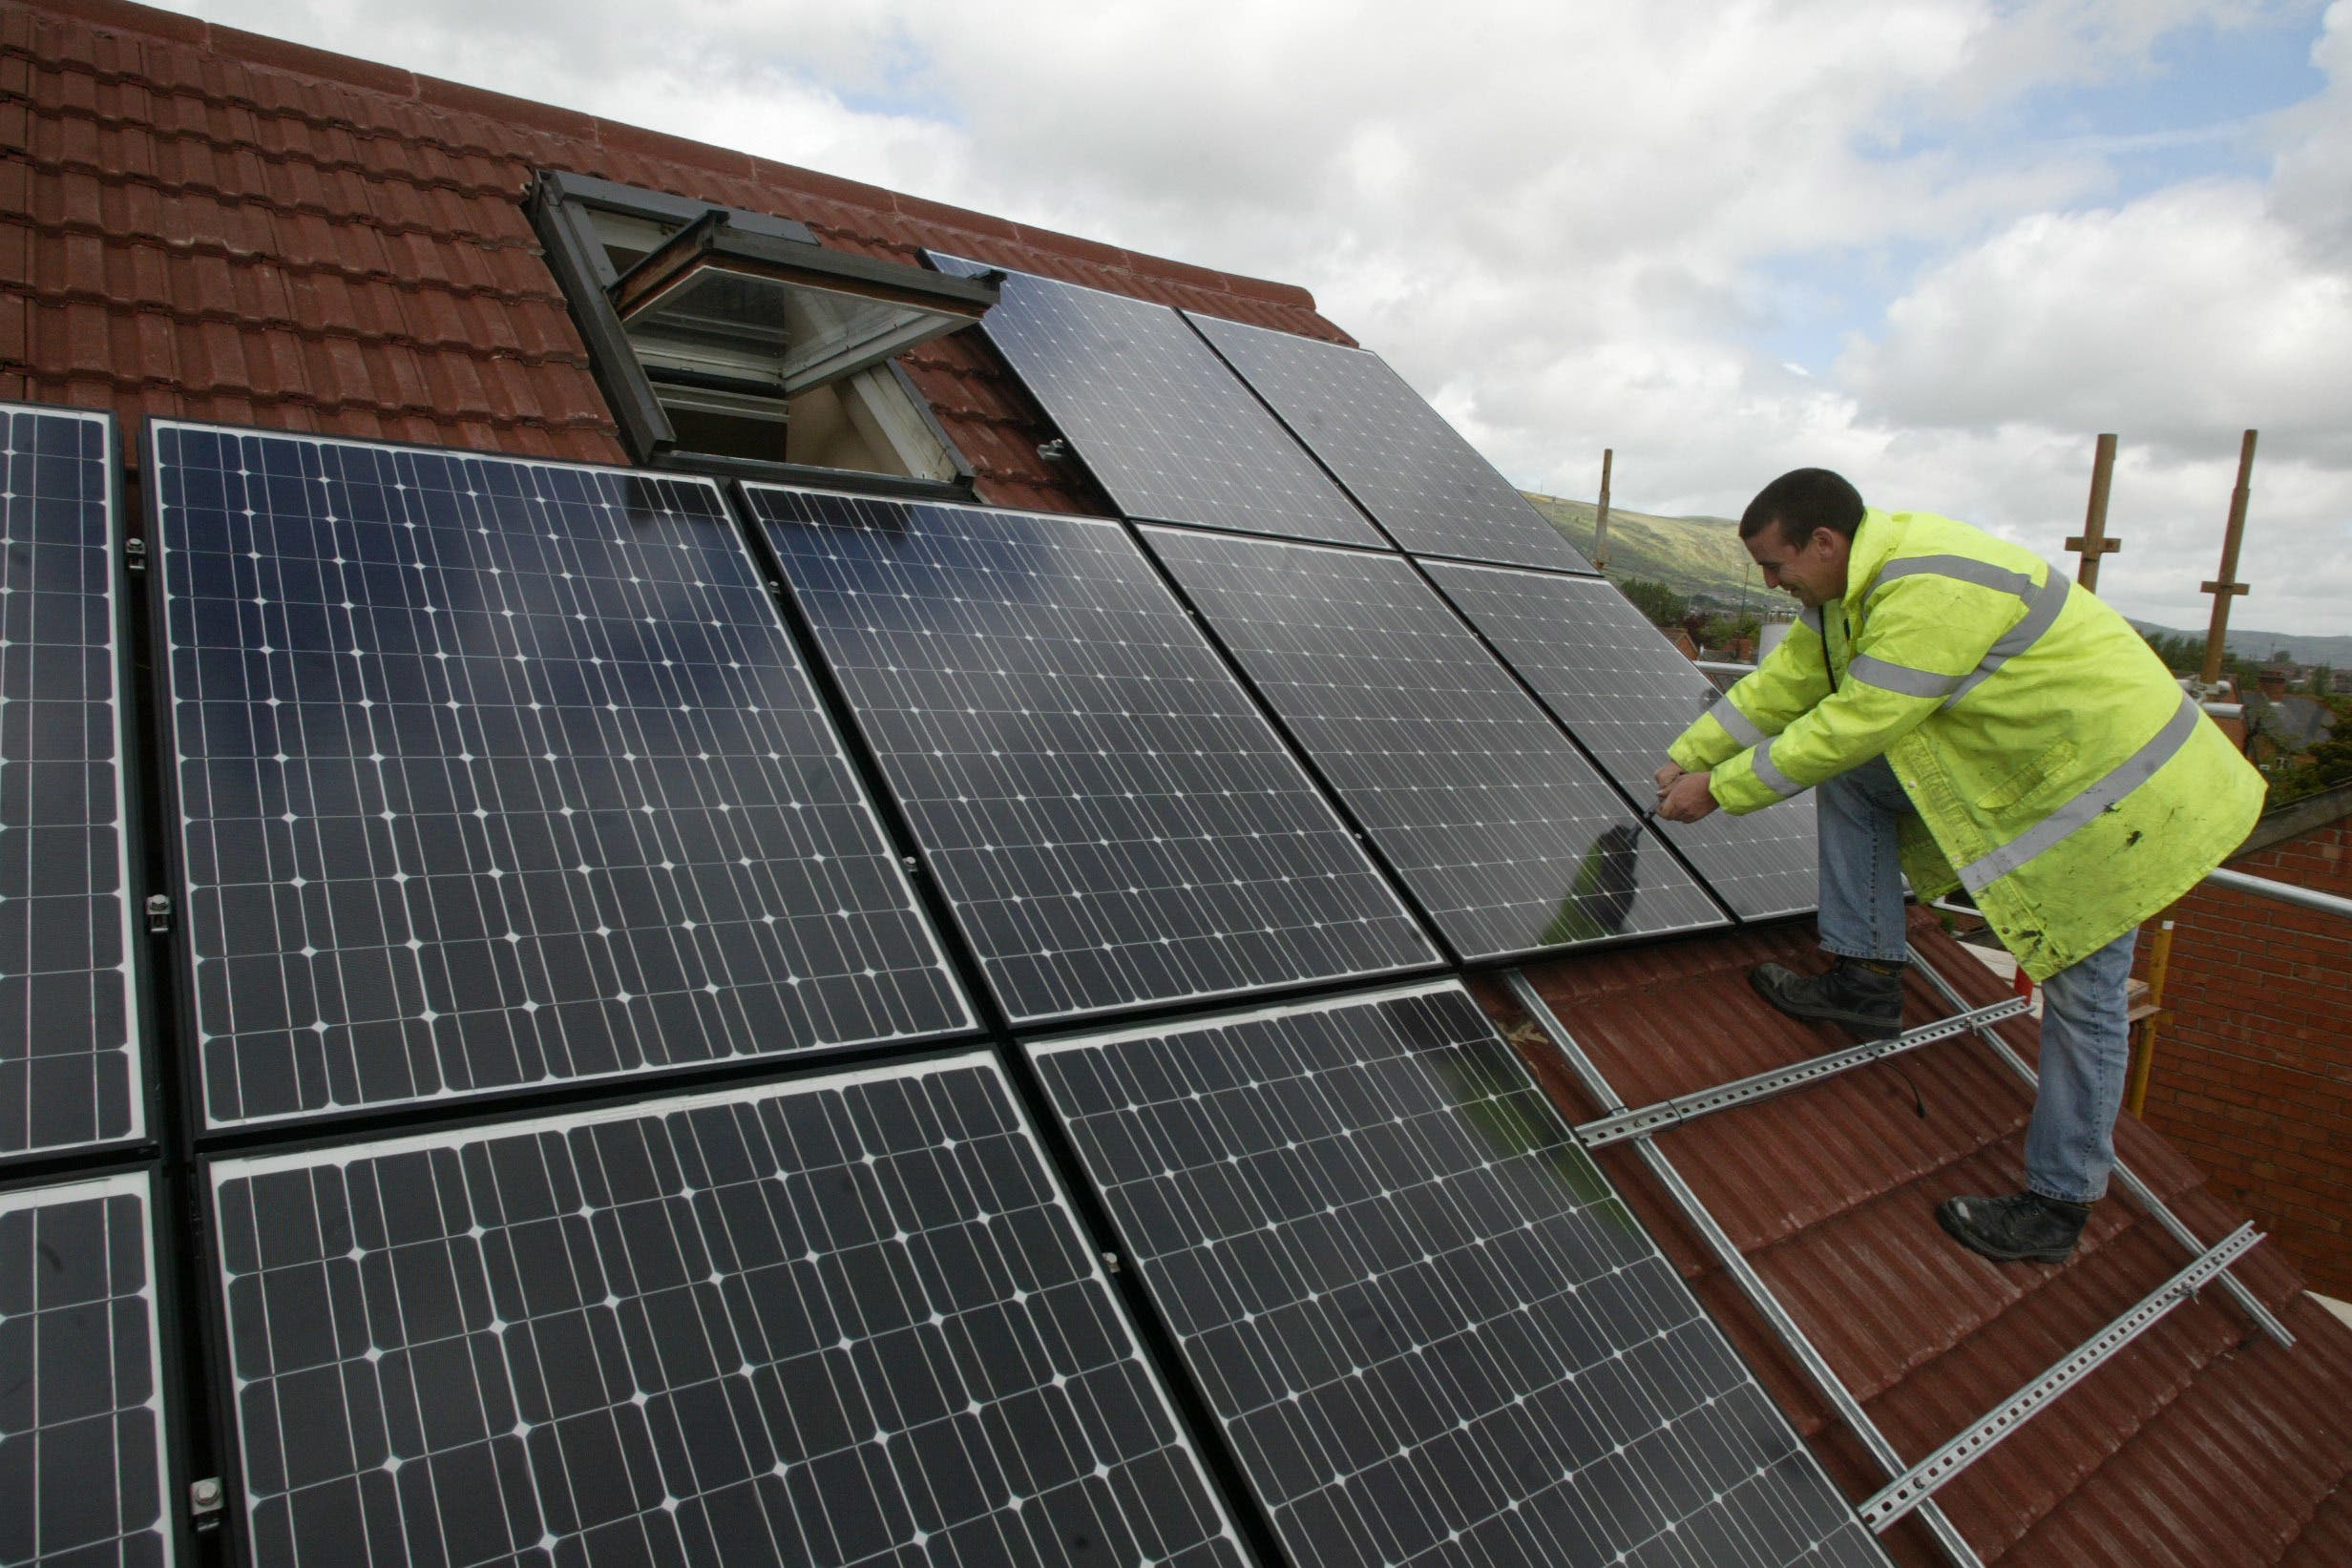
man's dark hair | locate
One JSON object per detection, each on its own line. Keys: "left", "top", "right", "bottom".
{"left": 1738, "top": 469, "right": 1864, "bottom": 548}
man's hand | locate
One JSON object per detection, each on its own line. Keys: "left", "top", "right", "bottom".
{"left": 1657, "top": 770, "right": 1718, "bottom": 823}
{"left": 1652, "top": 763, "right": 1685, "bottom": 796}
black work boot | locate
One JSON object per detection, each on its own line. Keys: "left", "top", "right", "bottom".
{"left": 1936, "top": 1191, "right": 2091, "bottom": 1265}
{"left": 1748, "top": 957, "right": 1905, "bottom": 1039}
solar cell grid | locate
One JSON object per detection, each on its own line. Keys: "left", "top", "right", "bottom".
{"left": 0, "top": 401, "right": 139, "bottom": 1160}
{"left": 208, "top": 1055, "right": 1246, "bottom": 1568}
{"left": 748, "top": 485, "right": 1438, "bottom": 1024}
{"left": 1142, "top": 528, "right": 1723, "bottom": 958}
{"left": 1028, "top": 983, "right": 1888, "bottom": 1568}
{"left": 1425, "top": 563, "right": 1818, "bottom": 921}
{"left": 1186, "top": 316, "right": 1593, "bottom": 574}
{"left": 0, "top": 1170, "right": 174, "bottom": 1567}
{"left": 151, "top": 424, "right": 971, "bottom": 1130}
{"left": 926, "top": 254, "right": 1385, "bottom": 548}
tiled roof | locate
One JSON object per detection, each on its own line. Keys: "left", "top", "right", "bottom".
{"left": 10, "top": 4, "right": 2351, "bottom": 1561}
{"left": 3, "top": 0, "right": 1347, "bottom": 507}
{"left": 1475, "top": 909, "right": 2352, "bottom": 1565}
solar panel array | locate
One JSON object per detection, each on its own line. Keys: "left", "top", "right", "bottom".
{"left": 1186, "top": 314, "right": 1593, "bottom": 575}
{"left": 1028, "top": 983, "right": 1888, "bottom": 1568}
{"left": 926, "top": 255, "right": 1385, "bottom": 548}
{"left": 208, "top": 1054, "right": 1246, "bottom": 1568}
{"left": 747, "top": 485, "right": 1438, "bottom": 1024}
{"left": 151, "top": 425, "right": 972, "bottom": 1129}
{"left": 1143, "top": 528, "right": 1725, "bottom": 958}
{"left": 0, "top": 1170, "right": 174, "bottom": 1568}
{"left": 1426, "top": 563, "right": 1818, "bottom": 921}
{"left": 0, "top": 402, "right": 139, "bottom": 1160}
{"left": 4, "top": 379, "right": 1875, "bottom": 1568}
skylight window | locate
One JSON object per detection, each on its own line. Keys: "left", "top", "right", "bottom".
{"left": 527, "top": 171, "right": 996, "bottom": 494}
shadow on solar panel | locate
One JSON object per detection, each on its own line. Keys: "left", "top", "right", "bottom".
{"left": 148, "top": 422, "right": 974, "bottom": 1130}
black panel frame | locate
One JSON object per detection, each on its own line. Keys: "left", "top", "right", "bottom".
{"left": 194, "top": 1047, "right": 1259, "bottom": 1568}
{"left": 0, "top": 1161, "right": 191, "bottom": 1568}
{"left": 0, "top": 404, "right": 158, "bottom": 1169}
{"left": 1023, "top": 980, "right": 1893, "bottom": 1568}
{"left": 142, "top": 421, "right": 981, "bottom": 1143}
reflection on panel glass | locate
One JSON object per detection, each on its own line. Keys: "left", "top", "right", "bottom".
{"left": 1188, "top": 313, "right": 1593, "bottom": 574}
{"left": 1144, "top": 527, "right": 1723, "bottom": 958}
{"left": 748, "top": 485, "right": 1438, "bottom": 1023}
{"left": 929, "top": 253, "right": 1385, "bottom": 547}
{"left": 210, "top": 1056, "right": 1245, "bottom": 1568}
{"left": 1427, "top": 562, "right": 1818, "bottom": 921}
{"left": 0, "top": 401, "right": 139, "bottom": 1160}
{"left": 152, "top": 424, "right": 971, "bottom": 1128}
{"left": 0, "top": 1171, "right": 174, "bottom": 1567}
{"left": 1029, "top": 983, "right": 1892, "bottom": 1568}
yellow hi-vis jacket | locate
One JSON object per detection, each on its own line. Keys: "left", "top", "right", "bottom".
{"left": 1669, "top": 509, "right": 2263, "bottom": 980}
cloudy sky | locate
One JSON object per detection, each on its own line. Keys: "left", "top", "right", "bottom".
{"left": 170, "top": 0, "right": 2351, "bottom": 637}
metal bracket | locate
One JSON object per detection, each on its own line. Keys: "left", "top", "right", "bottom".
{"left": 124, "top": 536, "right": 147, "bottom": 572}
{"left": 143, "top": 893, "right": 172, "bottom": 934}
{"left": 189, "top": 1476, "right": 225, "bottom": 1519}
{"left": 1861, "top": 1223, "right": 2263, "bottom": 1532}
{"left": 1574, "top": 995, "right": 2030, "bottom": 1148}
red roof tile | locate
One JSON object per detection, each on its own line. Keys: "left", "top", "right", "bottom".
{"left": 8, "top": 0, "right": 1338, "bottom": 506}
{"left": 1475, "top": 909, "right": 2352, "bottom": 1564}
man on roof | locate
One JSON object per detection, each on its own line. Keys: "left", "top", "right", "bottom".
{"left": 1652, "top": 470, "right": 2262, "bottom": 1265}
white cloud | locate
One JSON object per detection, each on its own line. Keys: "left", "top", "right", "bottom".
{"left": 165, "top": 0, "right": 2347, "bottom": 632}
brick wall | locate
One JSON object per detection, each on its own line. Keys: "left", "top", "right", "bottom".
{"left": 2132, "top": 811, "right": 2352, "bottom": 1296}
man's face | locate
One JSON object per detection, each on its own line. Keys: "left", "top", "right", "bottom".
{"left": 1746, "top": 521, "right": 1850, "bottom": 609}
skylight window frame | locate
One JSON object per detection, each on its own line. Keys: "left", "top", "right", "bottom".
{"left": 526, "top": 170, "right": 989, "bottom": 500}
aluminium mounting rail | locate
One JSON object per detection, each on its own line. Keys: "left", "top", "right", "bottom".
{"left": 1904, "top": 943, "right": 2294, "bottom": 1348}
{"left": 1859, "top": 1222, "right": 2265, "bottom": 1531}
{"left": 1504, "top": 972, "right": 1988, "bottom": 1568}
{"left": 1573, "top": 994, "right": 2031, "bottom": 1148}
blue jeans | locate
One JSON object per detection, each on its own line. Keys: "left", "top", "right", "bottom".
{"left": 1816, "top": 757, "right": 2137, "bottom": 1203}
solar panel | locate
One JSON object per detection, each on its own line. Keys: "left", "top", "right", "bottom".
{"left": 1425, "top": 563, "right": 1818, "bottom": 921}
{"left": 149, "top": 423, "right": 973, "bottom": 1130}
{"left": 208, "top": 1054, "right": 1247, "bottom": 1568}
{"left": 0, "top": 1170, "right": 175, "bottom": 1567}
{"left": 0, "top": 402, "right": 139, "bottom": 1160}
{"left": 1186, "top": 315, "right": 1593, "bottom": 574}
{"left": 1028, "top": 983, "right": 1891, "bottom": 1568}
{"left": 747, "top": 486, "right": 1438, "bottom": 1025}
{"left": 926, "top": 254, "right": 1386, "bottom": 548}
{"left": 1142, "top": 529, "right": 1724, "bottom": 959}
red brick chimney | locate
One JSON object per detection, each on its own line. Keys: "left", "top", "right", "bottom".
{"left": 2259, "top": 667, "right": 2289, "bottom": 701}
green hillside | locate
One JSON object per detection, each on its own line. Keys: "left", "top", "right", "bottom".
{"left": 1525, "top": 492, "right": 1771, "bottom": 609}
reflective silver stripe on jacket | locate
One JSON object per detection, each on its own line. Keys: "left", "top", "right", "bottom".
{"left": 1943, "top": 573, "right": 2069, "bottom": 710}
{"left": 1709, "top": 695, "right": 1765, "bottom": 748}
{"left": 1848, "top": 654, "right": 1962, "bottom": 700}
{"left": 1872, "top": 554, "right": 2039, "bottom": 599}
{"left": 1799, "top": 605, "right": 1823, "bottom": 638}
{"left": 1957, "top": 692, "right": 2203, "bottom": 894}
{"left": 1751, "top": 738, "right": 1806, "bottom": 800}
